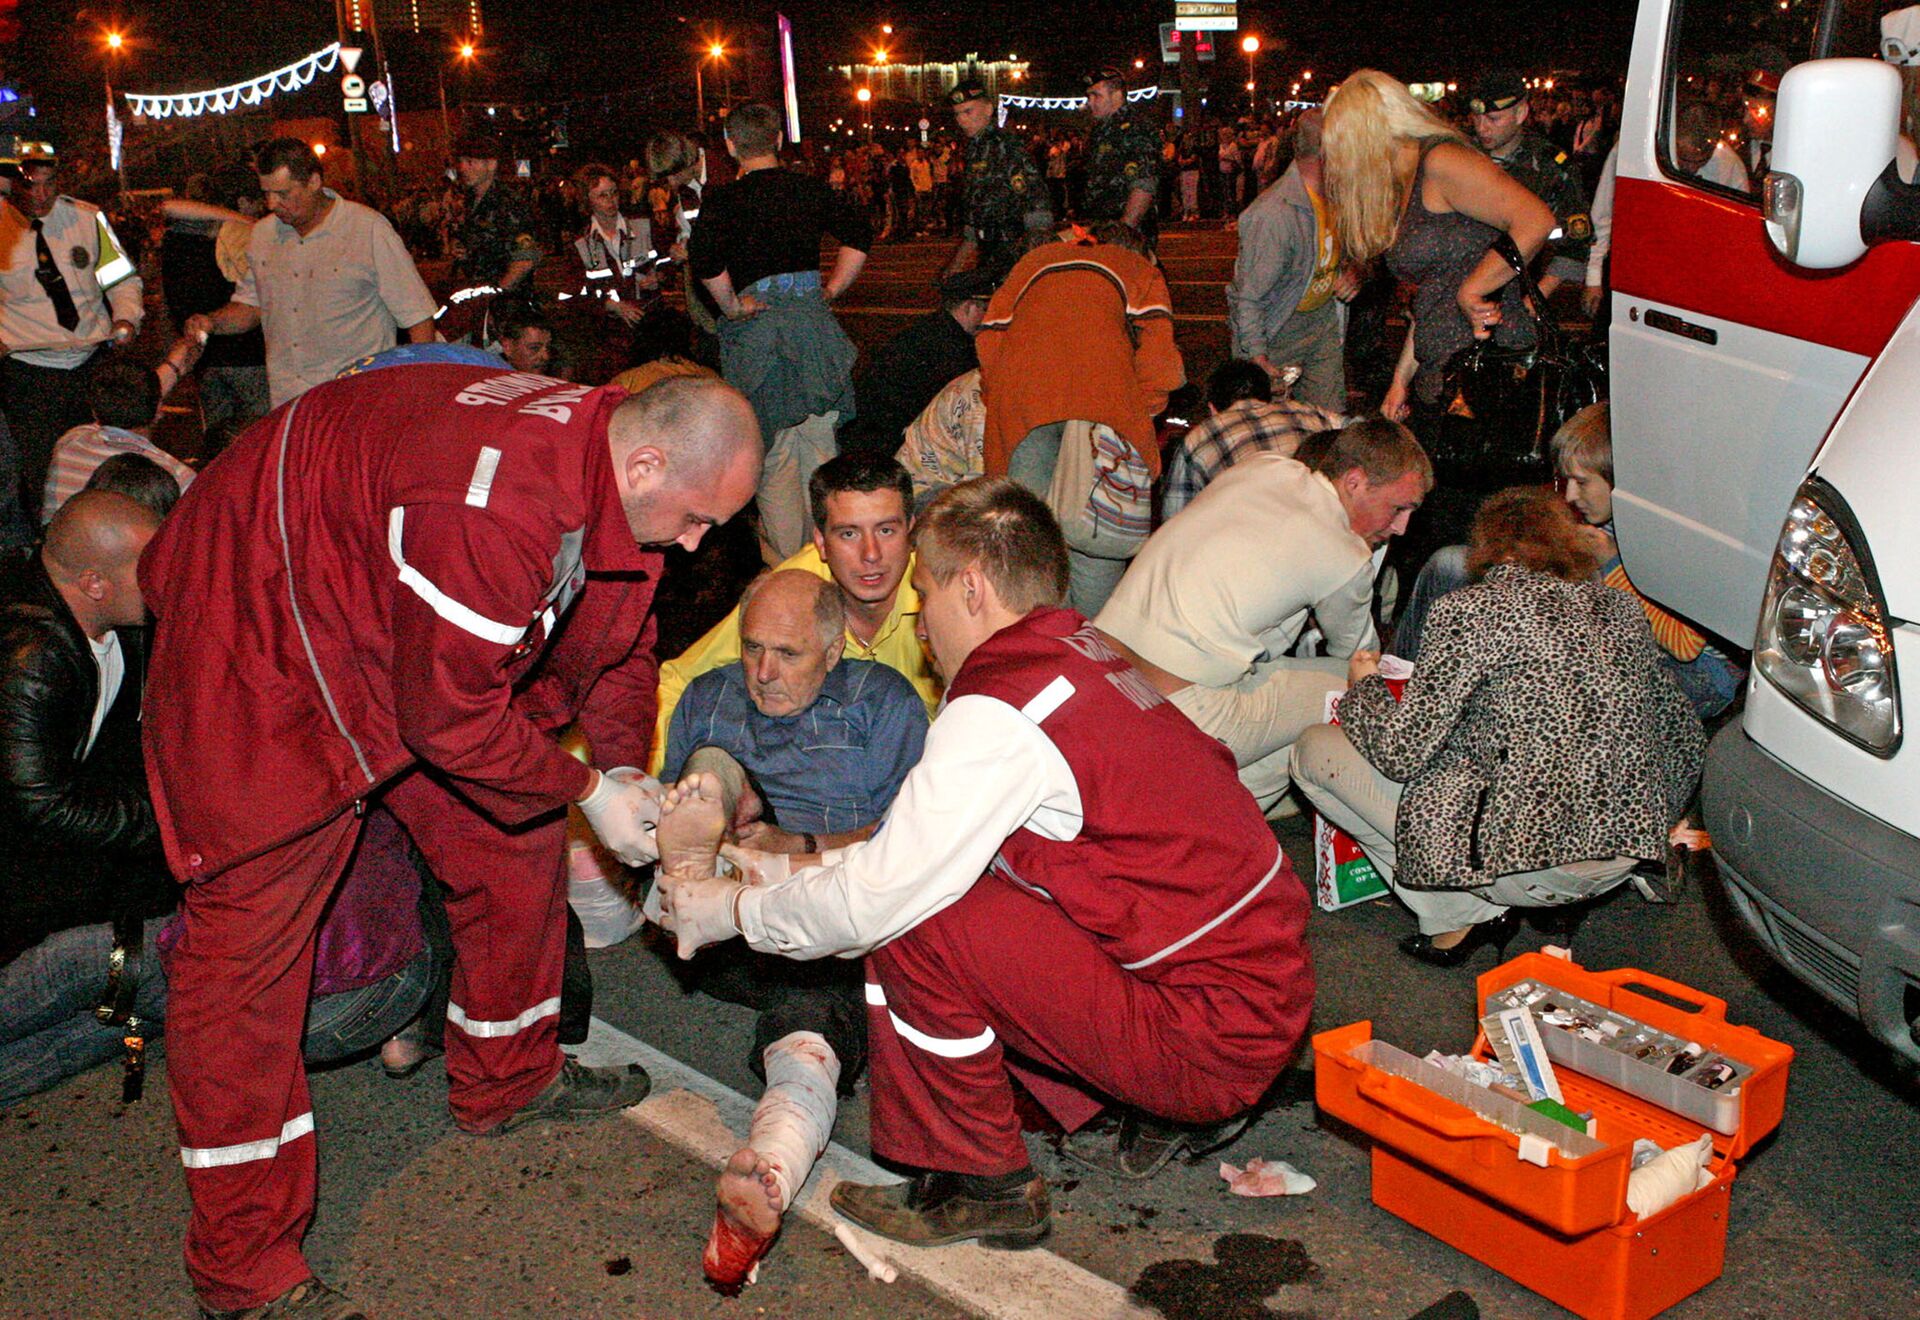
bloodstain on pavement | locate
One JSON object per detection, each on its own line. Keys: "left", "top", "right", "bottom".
{"left": 1129, "top": 1233, "right": 1320, "bottom": 1320}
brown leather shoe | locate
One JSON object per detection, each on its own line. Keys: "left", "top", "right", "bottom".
{"left": 198, "top": 1276, "right": 369, "bottom": 1320}
{"left": 830, "top": 1170, "right": 1051, "bottom": 1249}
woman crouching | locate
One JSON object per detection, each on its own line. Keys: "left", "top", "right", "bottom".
{"left": 1290, "top": 486, "right": 1706, "bottom": 967}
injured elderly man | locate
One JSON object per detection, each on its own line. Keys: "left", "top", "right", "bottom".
{"left": 654, "top": 478, "right": 1314, "bottom": 1291}
{"left": 653, "top": 567, "right": 927, "bottom": 1291}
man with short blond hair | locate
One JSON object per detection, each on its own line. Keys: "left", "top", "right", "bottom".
{"left": 1098, "top": 419, "right": 1431, "bottom": 816}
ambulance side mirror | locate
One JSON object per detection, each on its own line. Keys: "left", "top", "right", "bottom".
{"left": 1763, "top": 58, "right": 1902, "bottom": 268}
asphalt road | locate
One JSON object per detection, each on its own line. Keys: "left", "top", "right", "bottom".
{"left": 9, "top": 225, "right": 1918, "bottom": 1320}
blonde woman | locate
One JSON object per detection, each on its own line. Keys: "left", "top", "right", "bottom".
{"left": 1323, "top": 70, "right": 1556, "bottom": 422}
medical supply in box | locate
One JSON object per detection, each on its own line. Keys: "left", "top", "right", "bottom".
{"left": 1313, "top": 953, "right": 1792, "bottom": 1320}
{"left": 1312, "top": 657, "right": 1411, "bottom": 911}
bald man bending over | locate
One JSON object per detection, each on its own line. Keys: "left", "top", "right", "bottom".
{"left": 141, "top": 365, "right": 761, "bottom": 1320}
{"left": 3, "top": 489, "right": 167, "bottom": 958}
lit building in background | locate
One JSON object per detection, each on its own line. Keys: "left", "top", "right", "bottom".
{"left": 836, "top": 53, "right": 1031, "bottom": 104}
{"left": 344, "top": 0, "right": 483, "bottom": 39}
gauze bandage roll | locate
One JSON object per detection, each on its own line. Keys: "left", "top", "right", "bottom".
{"left": 1625, "top": 1132, "right": 1714, "bottom": 1218}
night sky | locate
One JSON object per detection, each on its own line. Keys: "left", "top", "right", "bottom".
{"left": 10, "top": 0, "right": 1642, "bottom": 147}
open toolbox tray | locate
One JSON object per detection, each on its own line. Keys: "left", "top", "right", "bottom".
{"left": 1313, "top": 954, "right": 1793, "bottom": 1320}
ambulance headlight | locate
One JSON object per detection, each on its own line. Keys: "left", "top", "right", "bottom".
{"left": 1756, "top": 481, "right": 1901, "bottom": 755}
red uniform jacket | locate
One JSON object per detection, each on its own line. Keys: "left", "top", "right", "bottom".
{"left": 947, "top": 607, "right": 1314, "bottom": 1091}
{"left": 141, "top": 364, "right": 662, "bottom": 882}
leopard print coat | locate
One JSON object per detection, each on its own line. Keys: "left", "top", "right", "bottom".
{"left": 1339, "top": 564, "right": 1706, "bottom": 891}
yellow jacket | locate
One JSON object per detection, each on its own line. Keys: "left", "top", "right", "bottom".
{"left": 649, "top": 543, "right": 941, "bottom": 774}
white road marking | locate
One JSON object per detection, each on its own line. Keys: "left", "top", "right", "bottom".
{"left": 576, "top": 1017, "right": 1152, "bottom": 1320}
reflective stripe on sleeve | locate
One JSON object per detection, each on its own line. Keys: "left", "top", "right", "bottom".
{"left": 865, "top": 982, "right": 997, "bottom": 1058}
{"left": 446, "top": 995, "right": 561, "bottom": 1038}
{"left": 180, "top": 1112, "right": 314, "bottom": 1169}
{"left": 387, "top": 507, "right": 528, "bottom": 646}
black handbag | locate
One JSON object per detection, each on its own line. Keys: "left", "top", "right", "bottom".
{"left": 1440, "top": 235, "right": 1607, "bottom": 477}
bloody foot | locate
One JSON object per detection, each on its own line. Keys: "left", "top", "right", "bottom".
{"left": 703, "top": 1147, "right": 786, "bottom": 1294}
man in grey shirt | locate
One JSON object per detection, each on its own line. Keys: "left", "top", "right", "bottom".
{"left": 186, "top": 138, "right": 437, "bottom": 408}
{"left": 1223, "top": 111, "right": 1355, "bottom": 412}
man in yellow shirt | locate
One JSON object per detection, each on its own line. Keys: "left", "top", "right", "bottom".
{"left": 652, "top": 452, "right": 939, "bottom": 777}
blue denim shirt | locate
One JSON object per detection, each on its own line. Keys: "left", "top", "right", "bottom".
{"left": 662, "top": 657, "right": 928, "bottom": 835}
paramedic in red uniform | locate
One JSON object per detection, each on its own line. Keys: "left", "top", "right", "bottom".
{"left": 656, "top": 476, "right": 1313, "bottom": 1249}
{"left": 140, "top": 363, "right": 761, "bottom": 1320}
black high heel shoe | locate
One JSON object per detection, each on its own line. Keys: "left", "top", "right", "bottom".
{"left": 1398, "top": 911, "right": 1521, "bottom": 969}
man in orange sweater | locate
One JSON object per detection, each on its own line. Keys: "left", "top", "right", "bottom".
{"left": 976, "top": 226, "right": 1185, "bottom": 613}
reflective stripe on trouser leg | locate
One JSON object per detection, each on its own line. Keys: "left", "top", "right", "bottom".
{"left": 167, "top": 809, "right": 364, "bottom": 1312}
{"left": 864, "top": 980, "right": 998, "bottom": 1059}
{"left": 383, "top": 771, "right": 570, "bottom": 1131}
{"left": 862, "top": 942, "right": 1029, "bottom": 1176}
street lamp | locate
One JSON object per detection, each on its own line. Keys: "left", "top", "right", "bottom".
{"left": 101, "top": 29, "right": 126, "bottom": 188}
{"left": 438, "top": 40, "right": 477, "bottom": 153}
{"left": 697, "top": 39, "right": 728, "bottom": 129}
{"left": 1241, "top": 34, "right": 1260, "bottom": 114}
{"left": 856, "top": 85, "right": 873, "bottom": 141}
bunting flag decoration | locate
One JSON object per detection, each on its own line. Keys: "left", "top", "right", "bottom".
{"left": 126, "top": 43, "right": 342, "bottom": 119}
{"left": 997, "top": 85, "right": 1160, "bottom": 125}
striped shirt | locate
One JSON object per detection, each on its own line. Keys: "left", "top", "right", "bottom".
{"left": 42, "top": 423, "right": 195, "bottom": 522}
{"left": 1159, "top": 397, "right": 1346, "bottom": 524}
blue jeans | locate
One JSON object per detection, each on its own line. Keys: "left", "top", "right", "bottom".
{"left": 1007, "top": 422, "right": 1137, "bottom": 617}
{"left": 0, "top": 918, "right": 434, "bottom": 1107}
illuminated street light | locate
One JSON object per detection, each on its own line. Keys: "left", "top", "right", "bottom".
{"left": 696, "top": 39, "right": 729, "bottom": 128}
{"left": 105, "top": 30, "right": 124, "bottom": 50}
{"left": 874, "top": 48, "right": 889, "bottom": 64}
{"left": 855, "top": 86, "right": 872, "bottom": 102}
{"left": 459, "top": 41, "right": 476, "bottom": 59}
{"left": 1134, "top": 57, "right": 1145, "bottom": 70}
{"left": 1303, "top": 70, "right": 1313, "bottom": 80}
{"left": 1242, "top": 35, "right": 1260, "bottom": 113}
{"left": 313, "top": 142, "right": 328, "bottom": 156}
{"left": 882, "top": 22, "right": 893, "bottom": 34}
{"left": 1241, "top": 35, "right": 1260, "bottom": 54}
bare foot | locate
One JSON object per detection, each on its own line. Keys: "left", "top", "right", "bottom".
{"left": 703, "top": 1147, "right": 784, "bottom": 1293}
{"left": 717, "top": 1146, "right": 785, "bottom": 1236}
{"left": 657, "top": 771, "right": 728, "bottom": 881}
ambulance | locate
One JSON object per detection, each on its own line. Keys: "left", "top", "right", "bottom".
{"left": 1611, "top": 0, "right": 1920, "bottom": 1061}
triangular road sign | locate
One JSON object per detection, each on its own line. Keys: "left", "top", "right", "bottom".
{"left": 340, "top": 47, "right": 364, "bottom": 73}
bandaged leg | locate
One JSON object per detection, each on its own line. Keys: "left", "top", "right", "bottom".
{"left": 704, "top": 1030, "right": 843, "bottom": 1294}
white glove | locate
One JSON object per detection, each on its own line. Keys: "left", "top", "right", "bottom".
{"left": 576, "top": 766, "right": 662, "bottom": 866}
{"left": 720, "top": 843, "right": 793, "bottom": 887}
{"left": 657, "top": 873, "right": 743, "bottom": 959}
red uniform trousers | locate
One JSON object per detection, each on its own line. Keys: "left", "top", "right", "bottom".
{"left": 169, "top": 772, "right": 569, "bottom": 1310}
{"left": 863, "top": 872, "right": 1284, "bottom": 1177}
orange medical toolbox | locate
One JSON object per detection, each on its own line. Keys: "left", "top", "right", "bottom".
{"left": 1314, "top": 954, "right": 1792, "bottom": 1320}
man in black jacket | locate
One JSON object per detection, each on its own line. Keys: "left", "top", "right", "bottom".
{"left": 836, "top": 268, "right": 994, "bottom": 460}
{"left": 0, "top": 490, "right": 171, "bottom": 1103}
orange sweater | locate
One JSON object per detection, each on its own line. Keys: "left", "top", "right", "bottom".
{"left": 976, "top": 241, "right": 1186, "bottom": 478}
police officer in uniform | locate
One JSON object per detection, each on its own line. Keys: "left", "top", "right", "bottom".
{"left": 943, "top": 79, "right": 1053, "bottom": 282}
{"left": 1081, "top": 66, "right": 1161, "bottom": 243}
{"left": 1467, "top": 70, "right": 1592, "bottom": 296}
{"left": 449, "top": 130, "right": 544, "bottom": 338}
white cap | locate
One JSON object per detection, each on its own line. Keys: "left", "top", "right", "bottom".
{"left": 1882, "top": 5, "right": 1920, "bottom": 66}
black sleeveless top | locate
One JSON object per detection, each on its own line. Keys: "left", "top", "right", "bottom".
{"left": 1385, "top": 137, "right": 1537, "bottom": 404}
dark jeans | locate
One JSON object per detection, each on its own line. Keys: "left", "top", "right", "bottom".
{"left": 0, "top": 351, "right": 98, "bottom": 524}
{"left": 0, "top": 917, "right": 435, "bottom": 1107}
{"left": 197, "top": 364, "right": 271, "bottom": 456}
{"left": 676, "top": 938, "right": 867, "bottom": 1094}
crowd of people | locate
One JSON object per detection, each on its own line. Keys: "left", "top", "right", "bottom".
{"left": 0, "top": 54, "right": 1736, "bottom": 1320}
